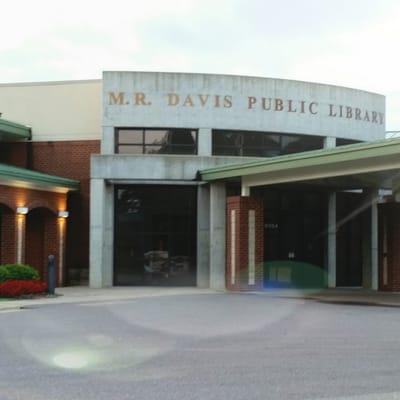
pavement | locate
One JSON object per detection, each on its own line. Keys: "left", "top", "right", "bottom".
{"left": 2, "top": 285, "right": 400, "bottom": 311}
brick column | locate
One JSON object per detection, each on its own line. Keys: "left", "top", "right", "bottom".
{"left": 226, "top": 196, "right": 264, "bottom": 291}
{"left": 379, "top": 202, "right": 400, "bottom": 291}
{"left": 1, "top": 211, "right": 18, "bottom": 264}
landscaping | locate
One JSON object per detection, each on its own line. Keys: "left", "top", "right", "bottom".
{"left": 0, "top": 264, "right": 47, "bottom": 298}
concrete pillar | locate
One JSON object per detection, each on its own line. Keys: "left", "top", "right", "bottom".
{"left": 362, "top": 207, "right": 372, "bottom": 289}
{"left": 197, "top": 184, "right": 210, "bottom": 287}
{"left": 226, "top": 196, "right": 264, "bottom": 291}
{"left": 209, "top": 182, "right": 226, "bottom": 290}
{"left": 371, "top": 194, "right": 379, "bottom": 290}
{"left": 324, "top": 136, "right": 336, "bottom": 149}
{"left": 327, "top": 192, "right": 336, "bottom": 288}
{"left": 89, "top": 178, "right": 114, "bottom": 288}
{"left": 198, "top": 128, "right": 212, "bottom": 156}
{"left": 241, "top": 184, "right": 250, "bottom": 197}
{"left": 101, "top": 126, "right": 115, "bottom": 154}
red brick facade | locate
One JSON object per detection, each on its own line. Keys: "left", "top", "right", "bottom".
{"left": 226, "top": 196, "right": 264, "bottom": 291}
{"left": 378, "top": 202, "right": 400, "bottom": 291}
{"left": 0, "top": 140, "right": 100, "bottom": 284}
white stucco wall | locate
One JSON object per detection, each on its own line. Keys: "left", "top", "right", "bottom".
{"left": 103, "top": 71, "right": 386, "bottom": 142}
{"left": 0, "top": 80, "right": 102, "bottom": 141}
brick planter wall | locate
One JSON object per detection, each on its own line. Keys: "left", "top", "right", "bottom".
{"left": 226, "top": 196, "right": 264, "bottom": 291}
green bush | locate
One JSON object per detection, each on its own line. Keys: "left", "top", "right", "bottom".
{"left": 0, "top": 264, "right": 40, "bottom": 283}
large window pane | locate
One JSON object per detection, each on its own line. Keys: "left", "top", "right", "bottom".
{"left": 118, "top": 130, "right": 143, "bottom": 144}
{"left": 114, "top": 185, "right": 197, "bottom": 286}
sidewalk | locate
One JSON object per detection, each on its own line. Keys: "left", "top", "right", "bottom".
{"left": 0, "top": 286, "right": 219, "bottom": 312}
{"left": 1, "top": 286, "right": 400, "bottom": 312}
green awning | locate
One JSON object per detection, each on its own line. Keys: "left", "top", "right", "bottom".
{"left": 199, "top": 138, "right": 400, "bottom": 190}
{"left": 0, "top": 163, "right": 79, "bottom": 193}
{"left": 0, "top": 118, "right": 31, "bottom": 141}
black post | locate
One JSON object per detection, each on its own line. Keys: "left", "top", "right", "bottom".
{"left": 47, "top": 254, "right": 56, "bottom": 295}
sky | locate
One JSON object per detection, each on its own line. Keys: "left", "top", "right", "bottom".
{"left": 1, "top": 0, "right": 399, "bottom": 130}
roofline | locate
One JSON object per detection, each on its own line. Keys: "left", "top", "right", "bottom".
{"left": 0, "top": 79, "right": 101, "bottom": 87}
{"left": 200, "top": 137, "right": 400, "bottom": 181}
{"left": 0, "top": 118, "right": 31, "bottom": 140}
{"left": 0, "top": 163, "right": 79, "bottom": 193}
{"left": 102, "top": 71, "right": 385, "bottom": 97}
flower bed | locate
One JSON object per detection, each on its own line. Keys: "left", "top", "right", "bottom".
{"left": 0, "top": 279, "right": 47, "bottom": 298}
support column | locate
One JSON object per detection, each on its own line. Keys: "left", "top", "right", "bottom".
{"left": 16, "top": 213, "right": 26, "bottom": 264}
{"left": 371, "top": 195, "right": 379, "bottom": 290}
{"left": 57, "top": 216, "right": 67, "bottom": 286}
{"left": 327, "top": 192, "right": 336, "bottom": 288}
{"left": 209, "top": 182, "right": 226, "bottom": 290}
{"left": 197, "top": 128, "right": 212, "bottom": 156}
{"left": 101, "top": 126, "right": 115, "bottom": 154}
{"left": 226, "top": 196, "right": 264, "bottom": 291}
{"left": 197, "top": 184, "right": 210, "bottom": 287}
{"left": 89, "top": 178, "right": 114, "bottom": 288}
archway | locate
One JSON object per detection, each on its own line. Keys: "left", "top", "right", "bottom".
{"left": 25, "top": 207, "right": 56, "bottom": 279}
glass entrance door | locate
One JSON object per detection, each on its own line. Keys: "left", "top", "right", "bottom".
{"left": 114, "top": 185, "right": 197, "bottom": 286}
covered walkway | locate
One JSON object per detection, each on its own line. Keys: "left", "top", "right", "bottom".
{"left": 200, "top": 138, "right": 400, "bottom": 292}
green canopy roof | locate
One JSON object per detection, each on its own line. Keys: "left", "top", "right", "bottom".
{"left": 0, "top": 118, "right": 31, "bottom": 141}
{"left": 0, "top": 163, "right": 79, "bottom": 193}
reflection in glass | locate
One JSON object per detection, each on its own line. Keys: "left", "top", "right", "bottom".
{"left": 114, "top": 185, "right": 197, "bottom": 286}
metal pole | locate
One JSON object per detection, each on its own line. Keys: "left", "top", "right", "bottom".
{"left": 47, "top": 254, "right": 56, "bottom": 295}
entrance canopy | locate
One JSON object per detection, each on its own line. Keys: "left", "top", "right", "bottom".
{"left": 200, "top": 138, "right": 400, "bottom": 191}
{"left": 0, "top": 118, "right": 31, "bottom": 141}
{"left": 0, "top": 163, "right": 79, "bottom": 193}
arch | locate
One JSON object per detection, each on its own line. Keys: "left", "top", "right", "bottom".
{"left": 25, "top": 207, "right": 57, "bottom": 278}
{"left": 26, "top": 200, "right": 58, "bottom": 215}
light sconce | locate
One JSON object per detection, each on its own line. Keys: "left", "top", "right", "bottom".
{"left": 16, "top": 207, "right": 28, "bottom": 215}
{"left": 58, "top": 211, "right": 69, "bottom": 218}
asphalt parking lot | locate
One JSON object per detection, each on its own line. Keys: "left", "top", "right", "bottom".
{"left": 1, "top": 292, "right": 400, "bottom": 400}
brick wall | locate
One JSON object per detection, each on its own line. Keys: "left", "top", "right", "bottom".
{"left": 226, "top": 196, "right": 264, "bottom": 291}
{"left": 0, "top": 140, "right": 100, "bottom": 283}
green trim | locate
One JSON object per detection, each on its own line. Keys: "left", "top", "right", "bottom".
{"left": 0, "top": 163, "right": 79, "bottom": 192}
{"left": 0, "top": 118, "right": 31, "bottom": 141}
{"left": 200, "top": 138, "right": 400, "bottom": 181}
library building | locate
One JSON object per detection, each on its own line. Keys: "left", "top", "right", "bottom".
{"left": 0, "top": 71, "right": 399, "bottom": 291}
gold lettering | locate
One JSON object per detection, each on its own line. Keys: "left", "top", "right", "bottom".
{"left": 329, "top": 104, "right": 337, "bottom": 117}
{"left": 167, "top": 93, "right": 179, "bottom": 106}
{"left": 223, "top": 95, "right": 232, "bottom": 108}
{"left": 300, "top": 101, "right": 306, "bottom": 114}
{"left": 134, "top": 92, "right": 151, "bottom": 106}
{"left": 262, "top": 98, "right": 272, "bottom": 111}
{"left": 379, "top": 113, "right": 384, "bottom": 125}
{"left": 199, "top": 94, "right": 209, "bottom": 106}
{"left": 108, "top": 91, "right": 126, "bottom": 105}
{"left": 275, "top": 98, "right": 284, "bottom": 111}
{"left": 214, "top": 95, "right": 221, "bottom": 108}
{"left": 248, "top": 97, "right": 257, "bottom": 109}
{"left": 309, "top": 102, "right": 318, "bottom": 115}
{"left": 346, "top": 106, "right": 353, "bottom": 119}
{"left": 364, "top": 111, "right": 370, "bottom": 122}
{"left": 355, "top": 108, "right": 361, "bottom": 120}
{"left": 288, "top": 100, "right": 297, "bottom": 113}
{"left": 372, "top": 111, "right": 378, "bottom": 123}
{"left": 183, "top": 95, "right": 194, "bottom": 107}
{"left": 339, "top": 105, "right": 343, "bottom": 118}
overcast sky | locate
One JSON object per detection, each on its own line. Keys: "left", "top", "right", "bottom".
{"left": 1, "top": 0, "right": 399, "bottom": 130}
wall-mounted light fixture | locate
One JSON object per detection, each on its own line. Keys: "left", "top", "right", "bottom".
{"left": 58, "top": 211, "right": 69, "bottom": 218}
{"left": 16, "top": 207, "right": 29, "bottom": 215}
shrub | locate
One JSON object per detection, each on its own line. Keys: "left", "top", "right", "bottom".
{"left": 0, "top": 264, "right": 39, "bottom": 283}
{"left": 0, "top": 280, "right": 47, "bottom": 297}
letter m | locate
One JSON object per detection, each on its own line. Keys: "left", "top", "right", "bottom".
{"left": 108, "top": 91, "right": 125, "bottom": 105}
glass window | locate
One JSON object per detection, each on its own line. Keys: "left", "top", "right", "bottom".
{"left": 212, "top": 130, "right": 323, "bottom": 157}
{"left": 116, "top": 128, "right": 198, "bottom": 155}
{"left": 114, "top": 185, "right": 197, "bottom": 286}
{"left": 336, "top": 138, "right": 362, "bottom": 146}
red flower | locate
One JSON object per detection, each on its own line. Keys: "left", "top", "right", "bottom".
{"left": 0, "top": 280, "right": 48, "bottom": 297}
